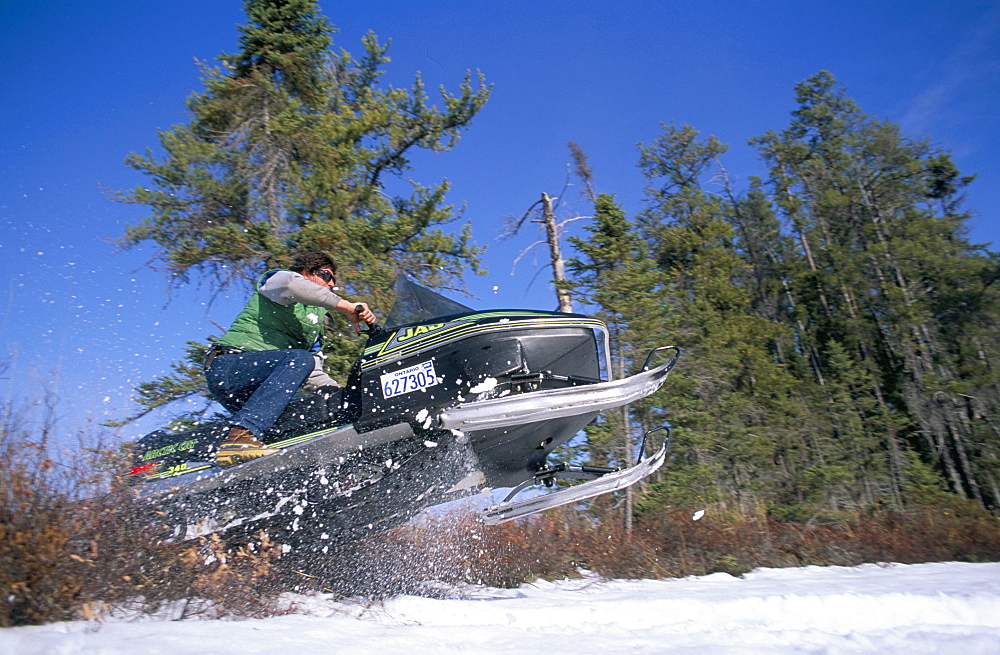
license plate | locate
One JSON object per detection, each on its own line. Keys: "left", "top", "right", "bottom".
{"left": 380, "top": 360, "right": 439, "bottom": 399}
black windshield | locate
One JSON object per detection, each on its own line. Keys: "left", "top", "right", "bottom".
{"left": 383, "top": 275, "right": 474, "bottom": 330}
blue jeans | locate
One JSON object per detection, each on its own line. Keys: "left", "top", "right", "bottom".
{"left": 205, "top": 349, "right": 314, "bottom": 438}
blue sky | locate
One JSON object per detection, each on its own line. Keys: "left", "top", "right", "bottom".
{"left": 1, "top": 0, "right": 998, "bottom": 437}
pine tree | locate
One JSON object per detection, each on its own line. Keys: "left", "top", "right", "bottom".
{"left": 112, "top": 0, "right": 490, "bottom": 426}
{"left": 751, "top": 71, "right": 1000, "bottom": 508}
{"left": 567, "top": 193, "right": 666, "bottom": 528}
{"left": 632, "top": 124, "right": 822, "bottom": 513}
{"left": 117, "top": 0, "right": 488, "bottom": 292}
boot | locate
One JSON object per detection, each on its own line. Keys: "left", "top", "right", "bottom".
{"left": 214, "top": 426, "right": 277, "bottom": 468}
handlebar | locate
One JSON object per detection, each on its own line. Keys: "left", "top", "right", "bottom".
{"left": 356, "top": 304, "right": 381, "bottom": 336}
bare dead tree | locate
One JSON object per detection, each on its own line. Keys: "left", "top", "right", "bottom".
{"left": 568, "top": 141, "right": 597, "bottom": 203}
{"left": 502, "top": 188, "right": 590, "bottom": 313}
{"left": 501, "top": 143, "right": 601, "bottom": 312}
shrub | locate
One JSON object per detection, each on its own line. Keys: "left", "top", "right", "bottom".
{"left": 3, "top": 379, "right": 997, "bottom": 625}
{"left": 0, "top": 394, "right": 284, "bottom": 626}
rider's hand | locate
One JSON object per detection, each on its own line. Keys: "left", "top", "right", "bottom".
{"left": 354, "top": 302, "right": 375, "bottom": 325}
{"left": 337, "top": 300, "right": 375, "bottom": 333}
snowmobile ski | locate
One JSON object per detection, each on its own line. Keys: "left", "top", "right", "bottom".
{"left": 439, "top": 347, "right": 680, "bottom": 432}
{"left": 481, "top": 431, "right": 670, "bottom": 525}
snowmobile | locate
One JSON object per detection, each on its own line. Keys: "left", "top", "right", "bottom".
{"left": 129, "top": 276, "right": 680, "bottom": 553}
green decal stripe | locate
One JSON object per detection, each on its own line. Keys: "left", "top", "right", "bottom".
{"left": 268, "top": 423, "right": 351, "bottom": 449}
{"left": 363, "top": 317, "right": 604, "bottom": 370}
{"left": 145, "top": 427, "right": 348, "bottom": 480}
{"left": 367, "top": 317, "right": 603, "bottom": 367}
{"left": 268, "top": 430, "right": 327, "bottom": 449}
{"left": 365, "top": 313, "right": 604, "bottom": 356}
{"left": 362, "top": 311, "right": 572, "bottom": 357}
{"left": 148, "top": 464, "right": 213, "bottom": 480}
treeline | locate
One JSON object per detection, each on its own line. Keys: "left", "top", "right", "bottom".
{"left": 568, "top": 73, "right": 1000, "bottom": 519}
{"left": 115, "top": 1, "right": 999, "bottom": 519}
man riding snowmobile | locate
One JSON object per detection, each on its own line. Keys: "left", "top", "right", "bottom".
{"left": 131, "top": 273, "right": 680, "bottom": 550}
{"left": 204, "top": 251, "right": 375, "bottom": 467}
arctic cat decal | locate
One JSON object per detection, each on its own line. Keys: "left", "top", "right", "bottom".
{"left": 141, "top": 438, "right": 198, "bottom": 461}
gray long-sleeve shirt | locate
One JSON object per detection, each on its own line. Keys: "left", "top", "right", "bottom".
{"left": 259, "top": 270, "right": 343, "bottom": 390}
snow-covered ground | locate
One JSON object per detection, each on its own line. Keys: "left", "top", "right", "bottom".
{"left": 3, "top": 561, "right": 999, "bottom": 653}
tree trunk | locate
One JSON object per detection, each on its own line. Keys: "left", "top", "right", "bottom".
{"left": 540, "top": 192, "right": 574, "bottom": 313}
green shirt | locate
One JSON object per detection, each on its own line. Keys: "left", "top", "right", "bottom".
{"left": 216, "top": 270, "right": 330, "bottom": 352}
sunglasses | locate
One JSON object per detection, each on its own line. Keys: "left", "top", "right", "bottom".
{"left": 316, "top": 269, "right": 336, "bottom": 284}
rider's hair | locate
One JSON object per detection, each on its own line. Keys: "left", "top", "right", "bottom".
{"left": 290, "top": 251, "right": 337, "bottom": 275}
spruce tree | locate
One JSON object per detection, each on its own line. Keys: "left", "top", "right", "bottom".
{"left": 567, "top": 193, "right": 666, "bottom": 527}
{"left": 117, "top": 0, "right": 488, "bottom": 292}
{"left": 112, "top": 0, "right": 490, "bottom": 426}
{"left": 751, "top": 71, "right": 1000, "bottom": 508}
{"left": 632, "top": 124, "right": 820, "bottom": 513}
